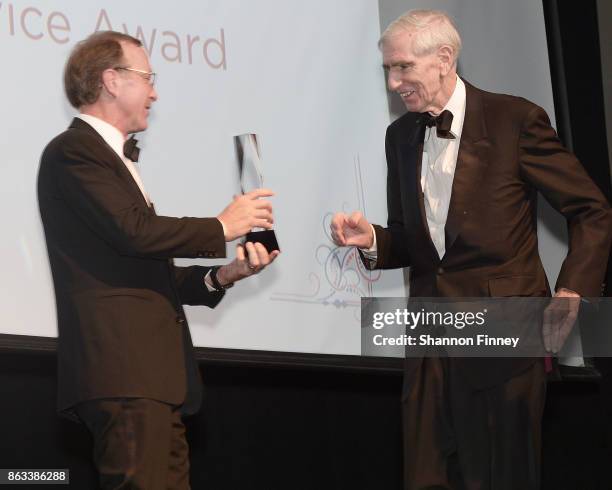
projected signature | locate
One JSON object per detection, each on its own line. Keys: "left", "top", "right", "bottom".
{"left": 270, "top": 155, "right": 382, "bottom": 317}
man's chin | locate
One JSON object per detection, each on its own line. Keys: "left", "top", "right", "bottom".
{"left": 403, "top": 103, "right": 421, "bottom": 113}
{"left": 401, "top": 99, "right": 423, "bottom": 113}
{"left": 131, "top": 122, "right": 147, "bottom": 134}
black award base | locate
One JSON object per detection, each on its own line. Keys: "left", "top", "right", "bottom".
{"left": 245, "top": 230, "right": 280, "bottom": 253}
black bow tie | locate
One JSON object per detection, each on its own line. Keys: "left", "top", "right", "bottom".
{"left": 123, "top": 136, "right": 141, "bottom": 162}
{"left": 421, "top": 110, "right": 455, "bottom": 139}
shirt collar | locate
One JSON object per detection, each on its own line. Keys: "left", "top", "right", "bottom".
{"left": 440, "top": 75, "right": 466, "bottom": 139}
{"left": 77, "top": 114, "right": 126, "bottom": 161}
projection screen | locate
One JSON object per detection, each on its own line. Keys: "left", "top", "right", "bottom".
{"left": 0, "top": 0, "right": 561, "bottom": 357}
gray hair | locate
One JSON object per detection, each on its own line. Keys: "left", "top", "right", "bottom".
{"left": 379, "top": 9, "right": 462, "bottom": 65}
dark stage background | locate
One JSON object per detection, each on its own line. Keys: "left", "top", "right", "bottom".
{"left": 0, "top": 349, "right": 610, "bottom": 489}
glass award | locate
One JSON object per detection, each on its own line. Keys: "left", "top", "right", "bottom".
{"left": 234, "top": 133, "right": 280, "bottom": 252}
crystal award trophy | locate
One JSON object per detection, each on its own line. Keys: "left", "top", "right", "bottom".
{"left": 234, "top": 133, "right": 280, "bottom": 252}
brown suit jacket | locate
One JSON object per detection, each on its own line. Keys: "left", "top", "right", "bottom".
{"left": 38, "top": 118, "right": 227, "bottom": 419}
{"left": 365, "top": 80, "right": 612, "bottom": 388}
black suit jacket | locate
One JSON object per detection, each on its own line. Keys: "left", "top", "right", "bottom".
{"left": 38, "top": 118, "right": 227, "bottom": 419}
{"left": 365, "top": 80, "right": 612, "bottom": 388}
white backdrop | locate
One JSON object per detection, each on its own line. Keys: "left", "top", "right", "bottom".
{"left": 0, "top": 0, "right": 405, "bottom": 355}
{"left": 1, "top": 1, "right": 562, "bottom": 357}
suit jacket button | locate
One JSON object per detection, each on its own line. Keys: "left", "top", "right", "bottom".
{"left": 176, "top": 316, "right": 185, "bottom": 325}
{"left": 437, "top": 267, "right": 445, "bottom": 274}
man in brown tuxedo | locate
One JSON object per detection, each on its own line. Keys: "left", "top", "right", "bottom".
{"left": 331, "top": 9, "right": 611, "bottom": 490}
{"left": 38, "top": 31, "right": 279, "bottom": 490}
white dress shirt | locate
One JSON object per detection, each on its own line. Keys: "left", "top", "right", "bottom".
{"left": 363, "top": 76, "right": 466, "bottom": 261}
{"left": 421, "top": 76, "right": 466, "bottom": 258}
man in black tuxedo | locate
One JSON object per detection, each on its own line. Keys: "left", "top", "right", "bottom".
{"left": 38, "top": 31, "right": 278, "bottom": 490}
{"left": 331, "top": 9, "right": 611, "bottom": 490}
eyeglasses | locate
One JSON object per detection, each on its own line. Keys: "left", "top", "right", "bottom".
{"left": 114, "top": 66, "right": 157, "bottom": 86}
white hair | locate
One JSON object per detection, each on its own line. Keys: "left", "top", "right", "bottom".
{"left": 379, "top": 9, "right": 462, "bottom": 65}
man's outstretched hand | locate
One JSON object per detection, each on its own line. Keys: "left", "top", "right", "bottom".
{"left": 330, "top": 211, "right": 374, "bottom": 249}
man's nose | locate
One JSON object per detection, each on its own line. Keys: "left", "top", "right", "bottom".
{"left": 387, "top": 73, "right": 401, "bottom": 92}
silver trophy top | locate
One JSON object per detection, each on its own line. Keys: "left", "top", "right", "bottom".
{"left": 234, "top": 133, "right": 264, "bottom": 194}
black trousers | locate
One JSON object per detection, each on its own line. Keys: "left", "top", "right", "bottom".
{"left": 75, "top": 398, "right": 190, "bottom": 490}
{"left": 402, "top": 358, "right": 546, "bottom": 490}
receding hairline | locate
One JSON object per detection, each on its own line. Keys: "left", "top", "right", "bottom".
{"left": 378, "top": 9, "right": 462, "bottom": 62}
{"left": 118, "top": 39, "right": 150, "bottom": 64}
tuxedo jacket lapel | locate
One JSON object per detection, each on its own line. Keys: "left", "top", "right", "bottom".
{"left": 69, "top": 118, "right": 150, "bottom": 209}
{"left": 444, "top": 82, "right": 490, "bottom": 255}
{"left": 399, "top": 124, "right": 439, "bottom": 261}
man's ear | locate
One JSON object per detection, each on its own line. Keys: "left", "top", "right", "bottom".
{"left": 437, "top": 45, "right": 454, "bottom": 76}
{"left": 101, "top": 68, "right": 119, "bottom": 98}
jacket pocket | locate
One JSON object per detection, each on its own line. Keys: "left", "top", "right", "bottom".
{"left": 488, "top": 275, "right": 548, "bottom": 297}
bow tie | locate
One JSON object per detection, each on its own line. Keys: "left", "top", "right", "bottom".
{"left": 123, "top": 136, "right": 141, "bottom": 162}
{"left": 421, "top": 110, "right": 455, "bottom": 139}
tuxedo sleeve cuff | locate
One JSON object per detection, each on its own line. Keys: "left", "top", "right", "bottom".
{"left": 360, "top": 225, "right": 378, "bottom": 265}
